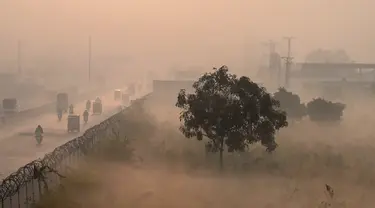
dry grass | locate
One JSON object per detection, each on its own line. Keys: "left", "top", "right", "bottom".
{"left": 34, "top": 96, "right": 375, "bottom": 208}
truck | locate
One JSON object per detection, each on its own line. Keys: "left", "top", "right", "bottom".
{"left": 56, "top": 93, "right": 69, "bottom": 113}
{"left": 114, "top": 89, "right": 122, "bottom": 101}
{"left": 2, "top": 98, "right": 19, "bottom": 114}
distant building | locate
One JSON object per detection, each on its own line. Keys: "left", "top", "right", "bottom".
{"left": 269, "top": 52, "right": 282, "bottom": 73}
{"left": 294, "top": 62, "right": 375, "bottom": 82}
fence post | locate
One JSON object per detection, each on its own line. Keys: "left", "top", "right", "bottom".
{"left": 31, "top": 179, "right": 35, "bottom": 203}
{"left": 25, "top": 182, "right": 29, "bottom": 208}
{"left": 17, "top": 190, "right": 20, "bottom": 208}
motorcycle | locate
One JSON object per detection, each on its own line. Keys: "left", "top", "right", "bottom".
{"left": 35, "top": 132, "right": 43, "bottom": 145}
{"left": 69, "top": 105, "right": 74, "bottom": 114}
{"left": 86, "top": 100, "right": 91, "bottom": 111}
{"left": 57, "top": 112, "right": 62, "bottom": 121}
{"left": 83, "top": 109, "right": 89, "bottom": 124}
{"left": 83, "top": 115, "right": 88, "bottom": 124}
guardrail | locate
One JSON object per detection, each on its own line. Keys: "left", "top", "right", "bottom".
{"left": 0, "top": 92, "right": 150, "bottom": 208}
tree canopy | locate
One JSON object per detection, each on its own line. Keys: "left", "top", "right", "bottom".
{"left": 273, "top": 88, "right": 306, "bottom": 120}
{"left": 176, "top": 66, "right": 288, "bottom": 168}
{"left": 306, "top": 98, "right": 346, "bottom": 122}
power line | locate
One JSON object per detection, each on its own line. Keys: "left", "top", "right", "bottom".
{"left": 281, "top": 36, "right": 295, "bottom": 88}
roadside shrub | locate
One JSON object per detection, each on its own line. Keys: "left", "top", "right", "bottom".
{"left": 273, "top": 88, "right": 306, "bottom": 120}
{"left": 306, "top": 98, "right": 345, "bottom": 122}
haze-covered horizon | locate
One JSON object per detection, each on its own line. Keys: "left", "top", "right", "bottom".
{"left": 0, "top": 0, "right": 374, "bottom": 79}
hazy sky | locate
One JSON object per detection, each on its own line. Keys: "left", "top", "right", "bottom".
{"left": 0, "top": 0, "right": 374, "bottom": 75}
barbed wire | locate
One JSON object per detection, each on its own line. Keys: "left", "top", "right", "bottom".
{"left": 0, "top": 93, "right": 151, "bottom": 201}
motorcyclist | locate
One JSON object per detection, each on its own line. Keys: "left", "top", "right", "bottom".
{"left": 69, "top": 104, "right": 74, "bottom": 114}
{"left": 86, "top": 100, "right": 91, "bottom": 110}
{"left": 35, "top": 125, "right": 44, "bottom": 144}
{"left": 35, "top": 125, "right": 44, "bottom": 135}
{"left": 57, "top": 109, "right": 63, "bottom": 120}
{"left": 83, "top": 109, "right": 89, "bottom": 123}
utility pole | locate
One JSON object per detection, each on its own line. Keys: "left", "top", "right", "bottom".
{"left": 262, "top": 40, "right": 281, "bottom": 87}
{"left": 262, "top": 40, "right": 276, "bottom": 79}
{"left": 88, "top": 36, "right": 92, "bottom": 83}
{"left": 261, "top": 40, "right": 277, "bottom": 55}
{"left": 281, "top": 36, "right": 294, "bottom": 88}
{"left": 17, "top": 40, "right": 21, "bottom": 74}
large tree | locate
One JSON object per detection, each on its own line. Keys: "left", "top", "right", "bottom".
{"left": 176, "top": 66, "right": 288, "bottom": 169}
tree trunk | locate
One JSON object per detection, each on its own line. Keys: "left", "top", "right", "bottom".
{"left": 219, "top": 148, "right": 223, "bottom": 170}
{"left": 219, "top": 137, "right": 224, "bottom": 170}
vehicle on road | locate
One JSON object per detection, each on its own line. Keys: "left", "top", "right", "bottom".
{"left": 57, "top": 109, "right": 63, "bottom": 121}
{"left": 92, "top": 97, "right": 102, "bottom": 115}
{"left": 67, "top": 114, "right": 80, "bottom": 133}
{"left": 35, "top": 125, "right": 44, "bottom": 145}
{"left": 114, "top": 89, "right": 122, "bottom": 101}
{"left": 2, "top": 98, "right": 19, "bottom": 114}
{"left": 83, "top": 110, "right": 89, "bottom": 124}
{"left": 69, "top": 104, "right": 74, "bottom": 114}
{"left": 57, "top": 93, "right": 69, "bottom": 113}
{"left": 95, "top": 97, "right": 102, "bottom": 103}
{"left": 35, "top": 133, "right": 43, "bottom": 145}
{"left": 86, "top": 100, "right": 91, "bottom": 111}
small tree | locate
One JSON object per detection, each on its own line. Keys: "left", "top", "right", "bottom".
{"left": 176, "top": 66, "right": 288, "bottom": 169}
{"left": 273, "top": 88, "right": 306, "bottom": 120}
{"left": 306, "top": 98, "right": 346, "bottom": 122}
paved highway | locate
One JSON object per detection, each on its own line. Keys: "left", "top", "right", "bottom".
{"left": 0, "top": 90, "right": 124, "bottom": 179}
{"left": 17, "top": 97, "right": 52, "bottom": 112}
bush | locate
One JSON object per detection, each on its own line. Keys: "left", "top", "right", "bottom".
{"left": 306, "top": 98, "right": 345, "bottom": 122}
{"left": 92, "top": 132, "right": 135, "bottom": 161}
{"left": 117, "top": 98, "right": 157, "bottom": 140}
{"left": 273, "top": 88, "right": 306, "bottom": 120}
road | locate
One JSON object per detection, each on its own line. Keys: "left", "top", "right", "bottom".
{"left": 0, "top": 90, "right": 93, "bottom": 130}
{"left": 0, "top": 91, "right": 123, "bottom": 179}
{"left": 17, "top": 97, "right": 52, "bottom": 111}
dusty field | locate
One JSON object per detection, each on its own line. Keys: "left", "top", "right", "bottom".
{"left": 36, "top": 97, "right": 375, "bottom": 208}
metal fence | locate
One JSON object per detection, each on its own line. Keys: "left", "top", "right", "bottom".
{"left": 0, "top": 93, "right": 151, "bottom": 208}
